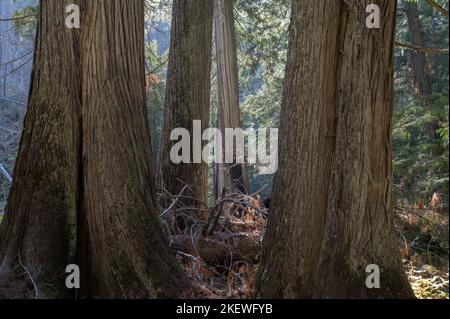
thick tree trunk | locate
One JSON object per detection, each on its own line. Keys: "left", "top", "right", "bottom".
{"left": 312, "top": 1, "right": 414, "bottom": 298}
{"left": 1, "top": 0, "right": 192, "bottom": 299}
{"left": 214, "top": 0, "right": 249, "bottom": 197}
{"left": 0, "top": 0, "right": 81, "bottom": 299}
{"left": 404, "top": 1, "right": 432, "bottom": 97}
{"left": 80, "top": 0, "right": 191, "bottom": 299}
{"left": 159, "top": 0, "right": 214, "bottom": 208}
{"left": 256, "top": 0, "right": 414, "bottom": 299}
{"left": 255, "top": 0, "right": 341, "bottom": 299}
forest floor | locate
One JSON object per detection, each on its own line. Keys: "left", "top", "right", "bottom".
{"left": 0, "top": 189, "right": 447, "bottom": 299}
{"left": 160, "top": 190, "right": 449, "bottom": 299}
{"left": 396, "top": 205, "right": 449, "bottom": 299}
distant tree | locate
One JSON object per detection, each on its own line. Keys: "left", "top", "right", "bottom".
{"left": 404, "top": 0, "right": 432, "bottom": 97}
{"left": 393, "top": 0, "right": 449, "bottom": 201}
{"left": 234, "top": 0, "right": 290, "bottom": 199}
{"left": 159, "top": 0, "right": 214, "bottom": 208}
{"left": 256, "top": 0, "right": 415, "bottom": 298}
{"left": 214, "top": 0, "right": 248, "bottom": 197}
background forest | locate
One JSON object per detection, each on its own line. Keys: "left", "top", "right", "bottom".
{"left": 0, "top": 0, "right": 448, "bottom": 299}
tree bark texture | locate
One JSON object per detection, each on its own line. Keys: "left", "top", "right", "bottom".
{"left": 159, "top": 0, "right": 214, "bottom": 208}
{"left": 0, "top": 0, "right": 191, "bottom": 299}
{"left": 214, "top": 0, "right": 249, "bottom": 197}
{"left": 80, "top": 0, "right": 191, "bottom": 298}
{"left": 0, "top": 0, "right": 81, "bottom": 299}
{"left": 256, "top": 0, "right": 415, "bottom": 299}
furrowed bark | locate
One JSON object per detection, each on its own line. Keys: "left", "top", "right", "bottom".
{"left": 214, "top": 0, "right": 249, "bottom": 197}
{"left": 256, "top": 0, "right": 414, "bottom": 299}
{"left": 1, "top": 0, "right": 193, "bottom": 299}
{"left": 81, "top": 0, "right": 191, "bottom": 298}
{"left": 0, "top": 0, "right": 81, "bottom": 299}
{"left": 256, "top": 0, "right": 341, "bottom": 298}
{"left": 159, "top": 0, "right": 214, "bottom": 209}
{"left": 313, "top": 0, "right": 414, "bottom": 298}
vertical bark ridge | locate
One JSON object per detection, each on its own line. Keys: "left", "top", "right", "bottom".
{"left": 214, "top": 0, "right": 249, "bottom": 197}
{"left": 1, "top": 0, "right": 192, "bottom": 299}
{"left": 256, "top": 0, "right": 414, "bottom": 299}
{"left": 256, "top": 0, "right": 342, "bottom": 298}
{"left": 314, "top": 0, "right": 414, "bottom": 298}
{"left": 81, "top": 0, "right": 190, "bottom": 298}
{"left": 0, "top": 0, "right": 82, "bottom": 299}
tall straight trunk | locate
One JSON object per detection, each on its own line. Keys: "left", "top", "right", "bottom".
{"left": 0, "top": 0, "right": 81, "bottom": 299}
{"left": 255, "top": 0, "right": 342, "bottom": 299}
{"left": 404, "top": 1, "right": 432, "bottom": 97}
{"left": 214, "top": 0, "right": 248, "bottom": 197}
{"left": 80, "top": 0, "right": 190, "bottom": 298}
{"left": 404, "top": 1, "right": 437, "bottom": 143}
{"left": 256, "top": 0, "right": 414, "bottom": 299}
{"left": 159, "top": 0, "right": 214, "bottom": 207}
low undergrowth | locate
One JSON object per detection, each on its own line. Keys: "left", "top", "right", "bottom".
{"left": 161, "top": 187, "right": 449, "bottom": 299}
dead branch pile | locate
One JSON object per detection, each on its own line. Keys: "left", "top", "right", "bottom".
{"left": 158, "top": 186, "right": 267, "bottom": 299}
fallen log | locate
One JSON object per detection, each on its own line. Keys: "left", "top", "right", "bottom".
{"left": 171, "top": 233, "right": 261, "bottom": 264}
{"left": 222, "top": 219, "right": 259, "bottom": 232}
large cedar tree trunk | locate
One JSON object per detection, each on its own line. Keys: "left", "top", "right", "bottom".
{"left": 214, "top": 0, "right": 249, "bottom": 197}
{"left": 0, "top": 0, "right": 81, "bottom": 298}
{"left": 159, "top": 0, "right": 214, "bottom": 207}
{"left": 80, "top": 0, "right": 191, "bottom": 298}
{"left": 256, "top": 0, "right": 415, "bottom": 299}
{"left": 1, "top": 0, "right": 191, "bottom": 299}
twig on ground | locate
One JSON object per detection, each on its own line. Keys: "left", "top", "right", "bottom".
{"left": 18, "top": 251, "right": 38, "bottom": 299}
{"left": 160, "top": 185, "right": 189, "bottom": 218}
{"left": 0, "top": 163, "right": 12, "bottom": 183}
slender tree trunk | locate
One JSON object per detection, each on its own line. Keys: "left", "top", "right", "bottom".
{"left": 80, "top": 0, "right": 191, "bottom": 299}
{"left": 404, "top": 1, "right": 432, "bottom": 97}
{"left": 403, "top": 1, "right": 438, "bottom": 145}
{"left": 0, "top": 0, "right": 81, "bottom": 299}
{"left": 256, "top": 0, "right": 414, "bottom": 299}
{"left": 159, "top": 0, "right": 214, "bottom": 208}
{"left": 214, "top": 0, "right": 248, "bottom": 197}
